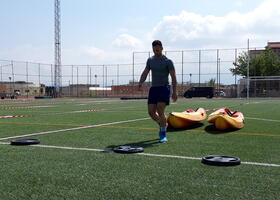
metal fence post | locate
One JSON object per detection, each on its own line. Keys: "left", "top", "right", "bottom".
{"left": 71, "top": 65, "right": 74, "bottom": 96}
{"left": 218, "top": 58, "right": 221, "bottom": 93}
{"left": 68, "top": 80, "right": 70, "bottom": 96}
{"left": 216, "top": 49, "right": 219, "bottom": 93}
{"left": 77, "top": 67, "right": 79, "bottom": 97}
{"left": 38, "top": 63, "right": 41, "bottom": 95}
{"left": 0, "top": 63, "right": 2, "bottom": 81}
{"left": 11, "top": 60, "right": 15, "bottom": 94}
{"left": 103, "top": 65, "right": 105, "bottom": 97}
{"left": 148, "top": 52, "right": 151, "bottom": 84}
{"left": 89, "top": 67, "right": 92, "bottom": 97}
{"left": 87, "top": 65, "right": 89, "bottom": 96}
{"left": 247, "top": 39, "right": 250, "bottom": 100}
{"left": 181, "top": 51, "right": 184, "bottom": 85}
{"left": 234, "top": 49, "right": 237, "bottom": 86}
{"left": 105, "top": 66, "right": 108, "bottom": 97}
{"left": 132, "top": 52, "right": 135, "bottom": 85}
{"left": 234, "top": 48, "right": 237, "bottom": 98}
{"left": 51, "top": 64, "right": 53, "bottom": 87}
{"left": 26, "top": 62, "right": 29, "bottom": 98}
{"left": 117, "top": 64, "right": 119, "bottom": 86}
{"left": 198, "top": 50, "right": 201, "bottom": 86}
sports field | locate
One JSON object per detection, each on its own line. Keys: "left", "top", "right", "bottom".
{"left": 0, "top": 97, "right": 279, "bottom": 200}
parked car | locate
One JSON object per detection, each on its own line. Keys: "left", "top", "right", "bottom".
{"left": 240, "top": 88, "right": 255, "bottom": 97}
{"left": 183, "top": 87, "right": 214, "bottom": 98}
{"left": 0, "top": 93, "right": 16, "bottom": 99}
{"left": 215, "top": 91, "right": 226, "bottom": 97}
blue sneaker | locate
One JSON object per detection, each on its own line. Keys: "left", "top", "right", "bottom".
{"left": 159, "top": 131, "right": 168, "bottom": 143}
{"left": 159, "top": 137, "right": 168, "bottom": 143}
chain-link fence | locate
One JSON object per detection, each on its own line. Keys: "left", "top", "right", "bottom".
{"left": 133, "top": 48, "right": 248, "bottom": 86}
{"left": 238, "top": 76, "right": 280, "bottom": 98}
{"left": 1, "top": 47, "right": 271, "bottom": 98}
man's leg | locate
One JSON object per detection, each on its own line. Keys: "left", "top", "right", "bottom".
{"left": 148, "top": 104, "right": 160, "bottom": 123}
{"left": 157, "top": 102, "right": 168, "bottom": 142}
{"left": 147, "top": 86, "right": 160, "bottom": 124}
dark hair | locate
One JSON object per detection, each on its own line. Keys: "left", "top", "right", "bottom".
{"left": 152, "top": 40, "right": 162, "bottom": 47}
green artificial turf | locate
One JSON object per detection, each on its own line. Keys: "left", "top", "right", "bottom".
{"left": 0, "top": 98, "right": 279, "bottom": 200}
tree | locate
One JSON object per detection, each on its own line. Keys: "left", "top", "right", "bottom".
{"left": 230, "top": 47, "right": 280, "bottom": 77}
{"left": 207, "top": 78, "right": 216, "bottom": 86}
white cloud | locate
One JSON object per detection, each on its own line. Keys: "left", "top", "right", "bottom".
{"left": 61, "top": 45, "right": 132, "bottom": 65}
{"left": 150, "top": 0, "right": 280, "bottom": 49}
{"left": 4, "top": 0, "right": 280, "bottom": 66}
{"left": 112, "top": 34, "right": 143, "bottom": 49}
{"left": 82, "top": 46, "right": 106, "bottom": 58}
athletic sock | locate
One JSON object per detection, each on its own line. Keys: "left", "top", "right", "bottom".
{"left": 156, "top": 120, "right": 160, "bottom": 126}
{"left": 159, "top": 126, "right": 167, "bottom": 142}
{"left": 160, "top": 126, "right": 167, "bottom": 133}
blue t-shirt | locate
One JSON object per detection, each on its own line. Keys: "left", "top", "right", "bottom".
{"left": 145, "top": 55, "right": 175, "bottom": 87}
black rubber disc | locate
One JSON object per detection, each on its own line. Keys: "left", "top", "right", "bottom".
{"left": 201, "top": 155, "right": 241, "bottom": 166}
{"left": 10, "top": 139, "right": 40, "bottom": 146}
{"left": 113, "top": 146, "right": 144, "bottom": 154}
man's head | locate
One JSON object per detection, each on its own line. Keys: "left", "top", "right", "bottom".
{"left": 152, "top": 40, "right": 163, "bottom": 57}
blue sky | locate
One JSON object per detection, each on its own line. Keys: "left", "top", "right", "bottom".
{"left": 0, "top": 0, "right": 279, "bottom": 65}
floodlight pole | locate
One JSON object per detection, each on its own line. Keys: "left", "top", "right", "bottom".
{"left": 247, "top": 39, "right": 250, "bottom": 100}
{"left": 54, "top": 0, "right": 62, "bottom": 97}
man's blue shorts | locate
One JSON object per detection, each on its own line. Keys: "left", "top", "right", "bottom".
{"left": 148, "top": 85, "right": 171, "bottom": 105}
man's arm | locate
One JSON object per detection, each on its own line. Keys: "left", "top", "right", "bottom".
{"left": 138, "top": 69, "right": 150, "bottom": 89}
{"left": 169, "top": 70, "right": 178, "bottom": 102}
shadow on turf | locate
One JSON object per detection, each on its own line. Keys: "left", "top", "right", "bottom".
{"left": 167, "top": 122, "right": 204, "bottom": 132}
{"left": 106, "top": 139, "right": 160, "bottom": 151}
{"left": 204, "top": 125, "right": 239, "bottom": 134}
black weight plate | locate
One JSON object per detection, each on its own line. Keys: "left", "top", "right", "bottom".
{"left": 10, "top": 139, "right": 40, "bottom": 146}
{"left": 113, "top": 146, "right": 144, "bottom": 154}
{"left": 202, "top": 155, "right": 240, "bottom": 166}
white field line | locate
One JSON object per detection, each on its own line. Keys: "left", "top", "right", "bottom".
{"left": 205, "top": 100, "right": 274, "bottom": 112}
{"left": 0, "top": 142, "right": 279, "bottom": 167}
{"left": 246, "top": 117, "right": 280, "bottom": 123}
{"left": 241, "top": 161, "right": 280, "bottom": 167}
{"left": 0, "top": 99, "right": 144, "bottom": 108}
{"left": 0, "top": 117, "right": 150, "bottom": 141}
{"left": 22, "top": 106, "right": 142, "bottom": 116}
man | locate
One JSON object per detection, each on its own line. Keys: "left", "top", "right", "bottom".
{"left": 138, "top": 40, "right": 177, "bottom": 143}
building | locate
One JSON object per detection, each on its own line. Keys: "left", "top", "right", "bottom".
{"left": 267, "top": 42, "right": 280, "bottom": 57}
{"left": 61, "top": 84, "right": 100, "bottom": 96}
{"left": 250, "top": 42, "right": 280, "bottom": 57}
{"left": 0, "top": 81, "right": 45, "bottom": 96}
